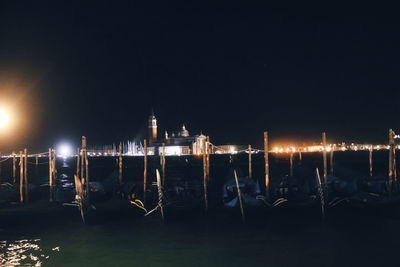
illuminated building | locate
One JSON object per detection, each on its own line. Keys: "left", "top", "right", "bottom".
{"left": 147, "top": 113, "right": 208, "bottom": 156}
{"left": 213, "top": 145, "right": 247, "bottom": 154}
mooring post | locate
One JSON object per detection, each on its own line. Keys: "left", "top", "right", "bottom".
{"left": 264, "top": 131, "right": 270, "bottom": 201}
{"left": 206, "top": 136, "right": 210, "bottom": 181}
{"left": 203, "top": 140, "right": 208, "bottom": 212}
{"left": 144, "top": 139, "right": 147, "bottom": 204}
{"left": 234, "top": 170, "right": 245, "bottom": 224}
{"left": 19, "top": 151, "right": 24, "bottom": 203}
{"left": 12, "top": 152, "right": 16, "bottom": 183}
{"left": 369, "top": 145, "right": 373, "bottom": 177}
{"left": 52, "top": 149, "right": 57, "bottom": 200}
{"left": 83, "top": 136, "right": 89, "bottom": 201}
{"left": 24, "top": 148, "right": 29, "bottom": 203}
{"left": 35, "top": 154, "right": 39, "bottom": 176}
{"left": 316, "top": 168, "right": 325, "bottom": 220}
{"left": 388, "top": 129, "right": 395, "bottom": 193}
{"left": 290, "top": 151, "right": 294, "bottom": 177}
{"left": 156, "top": 169, "right": 164, "bottom": 223}
{"left": 85, "top": 150, "right": 89, "bottom": 201}
{"left": 162, "top": 143, "right": 165, "bottom": 185}
{"left": 330, "top": 148, "right": 334, "bottom": 175}
{"left": 49, "top": 148, "right": 53, "bottom": 202}
{"left": 394, "top": 149, "right": 398, "bottom": 186}
{"left": 389, "top": 129, "right": 397, "bottom": 193}
{"left": 248, "top": 145, "right": 252, "bottom": 179}
{"left": 119, "top": 143, "right": 123, "bottom": 185}
{"left": 322, "top": 132, "right": 328, "bottom": 193}
{"left": 76, "top": 148, "right": 81, "bottom": 178}
{"left": 80, "top": 141, "right": 85, "bottom": 185}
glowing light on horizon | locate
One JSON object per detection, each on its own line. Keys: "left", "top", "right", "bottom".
{"left": 0, "top": 109, "right": 9, "bottom": 128}
{"left": 58, "top": 143, "right": 72, "bottom": 158}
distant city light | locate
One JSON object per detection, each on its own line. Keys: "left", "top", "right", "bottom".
{"left": 0, "top": 109, "right": 9, "bottom": 128}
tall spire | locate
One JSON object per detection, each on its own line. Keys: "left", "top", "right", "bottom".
{"left": 148, "top": 112, "right": 157, "bottom": 144}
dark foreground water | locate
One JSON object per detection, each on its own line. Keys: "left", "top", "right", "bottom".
{"left": 1, "top": 151, "right": 400, "bottom": 266}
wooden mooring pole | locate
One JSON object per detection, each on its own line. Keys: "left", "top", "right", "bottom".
{"left": 395, "top": 151, "right": 398, "bottom": 190}
{"left": 369, "top": 146, "right": 373, "bottom": 177}
{"left": 49, "top": 148, "right": 53, "bottom": 202}
{"left": 24, "top": 148, "right": 28, "bottom": 203}
{"left": 156, "top": 169, "right": 164, "bottom": 223}
{"left": 264, "top": 131, "right": 270, "bottom": 201}
{"left": 203, "top": 140, "right": 208, "bottom": 212}
{"left": 206, "top": 136, "right": 210, "bottom": 181}
{"left": 322, "top": 132, "right": 328, "bottom": 193}
{"left": 234, "top": 170, "right": 245, "bottom": 224}
{"left": 388, "top": 129, "right": 396, "bottom": 193}
{"left": 19, "top": 151, "right": 23, "bottom": 203}
{"left": 35, "top": 155, "right": 39, "bottom": 176}
{"left": 144, "top": 139, "right": 147, "bottom": 204}
{"left": 290, "top": 151, "right": 294, "bottom": 177}
{"left": 330, "top": 148, "right": 334, "bottom": 175}
{"left": 162, "top": 143, "right": 165, "bottom": 185}
{"left": 248, "top": 145, "right": 252, "bottom": 179}
{"left": 119, "top": 143, "right": 123, "bottom": 185}
{"left": 83, "top": 137, "right": 89, "bottom": 201}
{"left": 80, "top": 141, "right": 85, "bottom": 185}
{"left": 76, "top": 148, "right": 80, "bottom": 178}
{"left": 12, "top": 152, "right": 16, "bottom": 183}
{"left": 52, "top": 149, "right": 57, "bottom": 200}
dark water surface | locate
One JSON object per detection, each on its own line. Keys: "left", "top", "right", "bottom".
{"left": 1, "top": 151, "right": 400, "bottom": 266}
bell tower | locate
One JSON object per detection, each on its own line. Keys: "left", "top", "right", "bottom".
{"left": 148, "top": 112, "right": 157, "bottom": 144}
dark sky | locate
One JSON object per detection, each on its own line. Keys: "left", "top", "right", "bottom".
{"left": 0, "top": 2, "right": 399, "bottom": 152}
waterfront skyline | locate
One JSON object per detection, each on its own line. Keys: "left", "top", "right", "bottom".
{"left": 0, "top": 3, "right": 399, "bottom": 152}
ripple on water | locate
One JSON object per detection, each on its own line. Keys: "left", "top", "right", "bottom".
{"left": 0, "top": 239, "right": 59, "bottom": 266}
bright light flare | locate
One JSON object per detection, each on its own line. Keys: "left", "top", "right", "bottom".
{"left": 58, "top": 143, "right": 72, "bottom": 158}
{"left": 0, "top": 109, "right": 9, "bottom": 128}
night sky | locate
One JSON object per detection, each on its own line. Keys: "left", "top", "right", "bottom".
{"left": 0, "top": 2, "right": 399, "bottom": 152}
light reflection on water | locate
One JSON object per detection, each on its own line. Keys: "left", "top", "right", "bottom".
{"left": 0, "top": 239, "right": 59, "bottom": 266}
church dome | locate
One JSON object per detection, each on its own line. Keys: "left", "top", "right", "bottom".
{"left": 179, "top": 124, "right": 189, "bottom": 137}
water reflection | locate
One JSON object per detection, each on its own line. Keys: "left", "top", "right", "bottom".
{"left": 0, "top": 239, "right": 58, "bottom": 266}
{"left": 59, "top": 173, "right": 74, "bottom": 189}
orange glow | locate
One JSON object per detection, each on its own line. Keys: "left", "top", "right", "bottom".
{"left": 0, "top": 109, "right": 9, "bottom": 128}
